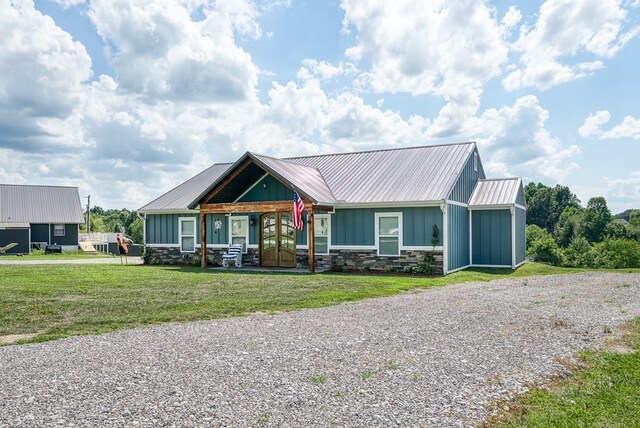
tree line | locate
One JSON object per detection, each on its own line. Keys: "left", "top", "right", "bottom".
{"left": 525, "top": 183, "right": 640, "bottom": 268}
{"left": 80, "top": 207, "right": 144, "bottom": 244}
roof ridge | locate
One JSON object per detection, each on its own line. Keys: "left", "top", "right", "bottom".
{"left": 0, "top": 183, "right": 79, "bottom": 189}
{"left": 284, "top": 141, "right": 477, "bottom": 161}
{"left": 478, "top": 177, "right": 521, "bottom": 182}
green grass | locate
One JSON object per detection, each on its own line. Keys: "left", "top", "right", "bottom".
{"left": 2, "top": 250, "right": 116, "bottom": 260}
{"left": 492, "top": 318, "right": 640, "bottom": 428}
{"left": 0, "top": 262, "right": 637, "bottom": 345}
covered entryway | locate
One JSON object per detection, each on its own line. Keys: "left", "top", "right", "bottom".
{"left": 260, "top": 212, "right": 296, "bottom": 267}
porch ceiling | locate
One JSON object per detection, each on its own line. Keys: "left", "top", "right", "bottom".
{"left": 207, "top": 163, "right": 265, "bottom": 204}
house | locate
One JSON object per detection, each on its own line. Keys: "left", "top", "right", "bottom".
{"left": 0, "top": 184, "right": 84, "bottom": 254}
{"left": 139, "top": 142, "right": 526, "bottom": 274}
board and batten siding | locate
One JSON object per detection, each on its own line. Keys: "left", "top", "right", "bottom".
{"left": 238, "top": 175, "right": 293, "bottom": 202}
{"left": 515, "top": 207, "right": 526, "bottom": 265}
{"left": 30, "top": 224, "right": 50, "bottom": 243}
{"left": 49, "top": 224, "right": 79, "bottom": 246}
{"left": 447, "top": 148, "right": 486, "bottom": 203}
{"left": 0, "top": 228, "right": 29, "bottom": 254}
{"left": 146, "top": 207, "right": 441, "bottom": 249}
{"left": 331, "top": 207, "right": 442, "bottom": 247}
{"left": 146, "top": 213, "right": 308, "bottom": 247}
{"left": 447, "top": 204, "right": 469, "bottom": 271}
{"left": 472, "top": 209, "right": 512, "bottom": 266}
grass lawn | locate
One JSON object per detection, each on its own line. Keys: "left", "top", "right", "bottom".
{"left": 0, "top": 262, "right": 638, "bottom": 345}
{"left": 491, "top": 317, "right": 640, "bottom": 428}
{"left": 1, "top": 250, "right": 117, "bottom": 260}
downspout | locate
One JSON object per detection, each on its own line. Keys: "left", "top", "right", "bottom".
{"left": 510, "top": 205, "right": 516, "bottom": 269}
{"left": 440, "top": 201, "right": 448, "bottom": 275}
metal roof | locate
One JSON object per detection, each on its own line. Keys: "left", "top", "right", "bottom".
{"left": 468, "top": 178, "right": 523, "bottom": 207}
{"left": 289, "top": 142, "right": 475, "bottom": 203}
{"left": 141, "top": 142, "right": 497, "bottom": 211}
{"left": 251, "top": 154, "right": 335, "bottom": 203}
{"left": 139, "top": 163, "right": 232, "bottom": 211}
{"left": 0, "top": 222, "right": 30, "bottom": 229}
{"left": 0, "top": 184, "right": 84, "bottom": 224}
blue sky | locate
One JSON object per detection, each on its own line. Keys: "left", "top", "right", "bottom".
{"left": 2, "top": 0, "right": 639, "bottom": 212}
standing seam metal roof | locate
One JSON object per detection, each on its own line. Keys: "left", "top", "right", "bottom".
{"left": 468, "top": 178, "right": 523, "bottom": 206}
{"left": 140, "top": 142, "right": 485, "bottom": 211}
{"left": 0, "top": 184, "right": 84, "bottom": 223}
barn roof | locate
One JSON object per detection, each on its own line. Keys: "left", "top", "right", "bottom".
{"left": 0, "top": 184, "right": 84, "bottom": 224}
{"left": 140, "top": 142, "right": 481, "bottom": 211}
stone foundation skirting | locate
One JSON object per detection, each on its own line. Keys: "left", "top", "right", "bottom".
{"left": 145, "top": 246, "right": 443, "bottom": 274}
{"left": 315, "top": 249, "right": 443, "bottom": 274}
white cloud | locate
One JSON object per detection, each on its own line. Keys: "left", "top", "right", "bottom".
{"left": 579, "top": 110, "right": 640, "bottom": 140}
{"left": 602, "top": 171, "right": 640, "bottom": 209}
{"left": 296, "top": 59, "right": 358, "bottom": 82}
{"left": 504, "top": 0, "right": 638, "bottom": 91}
{"left": 49, "top": 0, "right": 86, "bottom": 9}
{"left": 0, "top": 0, "right": 92, "bottom": 153}
{"left": 341, "top": 0, "right": 512, "bottom": 136}
{"left": 468, "top": 95, "right": 580, "bottom": 182}
{"left": 88, "top": 0, "right": 260, "bottom": 103}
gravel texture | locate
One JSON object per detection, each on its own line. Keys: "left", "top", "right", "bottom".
{"left": 1, "top": 271, "right": 639, "bottom": 427}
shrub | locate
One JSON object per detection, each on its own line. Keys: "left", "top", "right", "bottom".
{"left": 561, "top": 237, "right": 595, "bottom": 268}
{"left": 595, "top": 239, "right": 640, "bottom": 269}
{"left": 529, "top": 236, "right": 562, "bottom": 266}
{"left": 526, "top": 224, "right": 551, "bottom": 253}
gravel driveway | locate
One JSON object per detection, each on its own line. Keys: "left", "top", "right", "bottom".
{"left": 1, "top": 272, "right": 639, "bottom": 427}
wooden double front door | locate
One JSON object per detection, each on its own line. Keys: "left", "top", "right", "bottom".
{"left": 260, "top": 212, "right": 297, "bottom": 267}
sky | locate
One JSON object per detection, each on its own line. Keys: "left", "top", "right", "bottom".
{"left": 1, "top": 0, "right": 639, "bottom": 213}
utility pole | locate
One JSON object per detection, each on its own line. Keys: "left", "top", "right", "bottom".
{"left": 85, "top": 195, "right": 91, "bottom": 233}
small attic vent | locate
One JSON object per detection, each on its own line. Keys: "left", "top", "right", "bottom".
{"left": 473, "top": 152, "right": 478, "bottom": 172}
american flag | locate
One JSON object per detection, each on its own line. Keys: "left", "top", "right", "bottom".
{"left": 292, "top": 191, "right": 305, "bottom": 230}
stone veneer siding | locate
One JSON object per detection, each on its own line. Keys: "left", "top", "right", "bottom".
{"left": 146, "top": 246, "right": 443, "bottom": 274}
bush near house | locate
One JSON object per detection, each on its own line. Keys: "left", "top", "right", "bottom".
{"left": 525, "top": 183, "right": 640, "bottom": 269}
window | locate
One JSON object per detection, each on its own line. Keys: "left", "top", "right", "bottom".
{"left": 230, "top": 216, "right": 249, "bottom": 253}
{"left": 474, "top": 152, "right": 478, "bottom": 172}
{"left": 54, "top": 224, "right": 65, "bottom": 237}
{"left": 314, "top": 215, "right": 330, "bottom": 254}
{"left": 375, "top": 213, "right": 402, "bottom": 256}
{"left": 179, "top": 218, "right": 196, "bottom": 253}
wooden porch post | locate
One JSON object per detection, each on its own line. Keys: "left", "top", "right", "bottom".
{"left": 201, "top": 213, "right": 207, "bottom": 269}
{"left": 308, "top": 206, "right": 315, "bottom": 273}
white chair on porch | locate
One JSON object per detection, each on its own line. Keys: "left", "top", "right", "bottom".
{"left": 222, "top": 244, "right": 243, "bottom": 267}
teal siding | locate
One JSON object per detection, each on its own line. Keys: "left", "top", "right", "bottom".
{"left": 147, "top": 207, "right": 442, "bottom": 249}
{"left": 331, "top": 207, "right": 443, "bottom": 247}
{"left": 472, "top": 209, "right": 512, "bottom": 266}
{"left": 238, "top": 175, "right": 293, "bottom": 202}
{"left": 516, "top": 185, "right": 526, "bottom": 206}
{"left": 515, "top": 207, "right": 526, "bottom": 265}
{"left": 447, "top": 205, "right": 469, "bottom": 271}
{"left": 448, "top": 148, "right": 486, "bottom": 203}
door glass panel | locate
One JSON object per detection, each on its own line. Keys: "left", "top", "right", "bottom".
{"left": 378, "top": 217, "right": 399, "bottom": 236}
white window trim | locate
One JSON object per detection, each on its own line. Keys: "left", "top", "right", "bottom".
{"left": 178, "top": 217, "right": 196, "bottom": 253}
{"left": 375, "top": 212, "right": 403, "bottom": 256}
{"left": 314, "top": 214, "right": 331, "bottom": 255}
{"left": 228, "top": 215, "right": 250, "bottom": 254}
{"left": 54, "top": 224, "right": 65, "bottom": 237}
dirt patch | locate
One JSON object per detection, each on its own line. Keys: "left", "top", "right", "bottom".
{"left": 0, "top": 333, "right": 40, "bottom": 345}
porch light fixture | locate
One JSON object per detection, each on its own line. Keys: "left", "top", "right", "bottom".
{"left": 262, "top": 181, "right": 268, "bottom": 189}
{"left": 249, "top": 216, "right": 256, "bottom": 226}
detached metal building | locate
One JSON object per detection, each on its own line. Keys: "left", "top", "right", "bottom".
{"left": 0, "top": 184, "right": 84, "bottom": 254}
